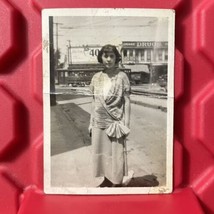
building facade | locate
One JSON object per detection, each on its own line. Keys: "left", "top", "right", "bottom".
{"left": 121, "top": 41, "right": 168, "bottom": 83}
{"left": 56, "top": 41, "right": 168, "bottom": 85}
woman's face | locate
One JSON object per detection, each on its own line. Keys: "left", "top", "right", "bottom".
{"left": 101, "top": 52, "right": 116, "bottom": 69}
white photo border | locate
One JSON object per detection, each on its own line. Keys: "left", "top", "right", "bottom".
{"left": 42, "top": 8, "right": 175, "bottom": 195}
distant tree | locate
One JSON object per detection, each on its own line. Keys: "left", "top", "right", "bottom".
{"left": 54, "top": 49, "right": 61, "bottom": 68}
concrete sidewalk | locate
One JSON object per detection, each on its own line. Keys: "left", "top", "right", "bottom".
{"left": 50, "top": 99, "right": 165, "bottom": 188}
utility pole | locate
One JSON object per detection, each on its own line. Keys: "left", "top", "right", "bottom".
{"left": 49, "top": 17, "right": 56, "bottom": 106}
{"left": 67, "top": 40, "right": 72, "bottom": 65}
{"left": 67, "top": 44, "right": 70, "bottom": 65}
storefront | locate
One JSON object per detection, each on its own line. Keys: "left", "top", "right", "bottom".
{"left": 121, "top": 41, "right": 168, "bottom": 83}
{"left": 123, "top": 64, "right": 150, "bottom": 84}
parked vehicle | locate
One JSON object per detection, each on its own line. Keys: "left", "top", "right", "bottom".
{"left": 157, "top": 74, "right": 167, "bottom": 92}
{"left": 67, "top": 76, "right": 91, "bottom": 87}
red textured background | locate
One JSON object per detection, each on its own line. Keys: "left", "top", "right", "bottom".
{"left": 0, "top": 0, "right": 213, "bottom": 213}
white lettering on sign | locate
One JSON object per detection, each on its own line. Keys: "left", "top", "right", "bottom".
{"left": 123, "top": 41, "right": 168, "bottom": 48}
{"left": 137, "top": 42, "right": 164, "bottom": 47}
{"left": 123, "top": 42, "right": 137, "bottom": 46}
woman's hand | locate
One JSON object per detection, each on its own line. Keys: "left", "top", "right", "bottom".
{"left": 89, "top": 96, "right": 94, "bottom": 137}
{"left": 88, "top": 124, "right": 92, "bottom": 136}
{"left": 125, "top": 122, "right": 130, "bottom": 129}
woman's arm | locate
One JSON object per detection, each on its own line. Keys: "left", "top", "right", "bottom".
{"left": 88, "top": 96, "right": 95, "bottom": 133}
{"left": 124, "top": 95, "right": 131, "bottom": 128}
{"left": 88, "top": 74, "right": 95, "bottom": 134}
{"left": 122, "top": 72, "right": 131, "bottom": 128}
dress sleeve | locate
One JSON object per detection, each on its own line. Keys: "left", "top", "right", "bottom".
{"left": 122, "top": 72, "right": 131, "bottom": 96}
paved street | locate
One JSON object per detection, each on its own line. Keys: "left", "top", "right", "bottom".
{"left": 50, "top": 94, "right": 167, "bottom": 188}
{"left": 54, "top": 84, "right": 167, "bottom": 96}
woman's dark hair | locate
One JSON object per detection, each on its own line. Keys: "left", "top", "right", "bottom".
{"left": 97, "top": 44, "right": 121, "bottom": 64}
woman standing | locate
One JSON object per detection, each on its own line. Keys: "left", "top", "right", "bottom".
{"left": 89, "top": 44, "right": 131, "bottom": 187}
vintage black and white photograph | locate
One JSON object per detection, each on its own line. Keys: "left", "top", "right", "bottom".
{"left": 42, "top": 8, "right": 175, "bottom": 194}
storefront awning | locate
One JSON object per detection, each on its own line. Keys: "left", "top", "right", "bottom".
{"left": 123, "top": 64, "right": 149, "bottom": 73}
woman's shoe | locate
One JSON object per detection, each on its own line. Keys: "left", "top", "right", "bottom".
{"left": 122, "top": 170, "right": 134, "bottom": 187}
{"left": 98, "top": 177, "right": 113, "bottom": 187}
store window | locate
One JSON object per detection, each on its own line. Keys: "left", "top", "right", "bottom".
{"left": 165, "top": 51, "right": 168, "bottom": 61}
{"left": 129, "top": 50, "right": 133, "bottom": 61}
{"left": 141, "top": 50, "right": 145, "bottom": 61}
{"left": 147, "top": 50, "right": 151, "bottom": 61}
{"left": 123, "top": 49, "right": 127, "bottom": 57}
{"left": 135, "top": 50, "right": 139, "bottom": 62}
{"left": 158, "top": 50, "right": 163, "bottom": 61}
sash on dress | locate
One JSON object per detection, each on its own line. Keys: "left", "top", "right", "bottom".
{"left": 98, "top": 95, "right": 130, "bottom": 139}
{"left": 106, "top": 121, "right": 130, "bottom": 139}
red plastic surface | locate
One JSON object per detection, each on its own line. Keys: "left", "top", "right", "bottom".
{"left": 0, "top": 0, "right": 213, "bottom": 213}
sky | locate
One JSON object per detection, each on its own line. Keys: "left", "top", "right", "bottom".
{"left": 53, "top": 16, "right": 169, "bottom": 61}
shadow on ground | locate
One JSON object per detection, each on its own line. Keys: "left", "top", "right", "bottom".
{"left": 126, "top": 175, "right": 159, "bottom": 187}
{"left": 51, "top": 103, "right": 91, "bottom": 156}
